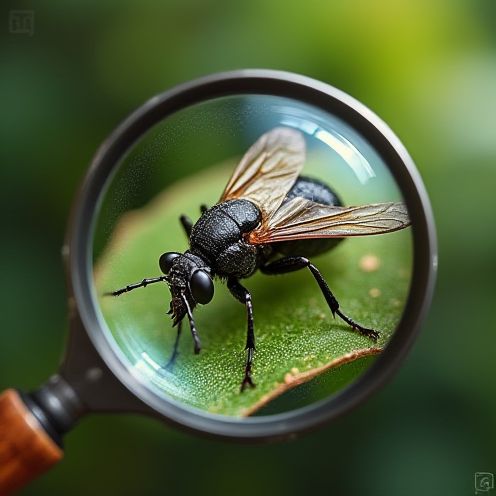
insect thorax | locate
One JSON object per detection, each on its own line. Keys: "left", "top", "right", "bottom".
{"left": 189, "top": 199, "right": 262, "bottom": 279}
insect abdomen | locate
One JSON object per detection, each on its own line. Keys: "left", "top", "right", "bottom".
{"left": 285, "top": 175, "right": 342, "bottom": 206}
{"left": 273, "top": 176, "right": 344, "bottom": 257}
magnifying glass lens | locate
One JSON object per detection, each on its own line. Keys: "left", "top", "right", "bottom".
{"left": 92, "top": 94, "right": 413, "bottom": 418}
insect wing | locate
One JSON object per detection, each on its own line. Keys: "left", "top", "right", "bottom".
{"left": 248, "top": 198, "right": 410, "bottom": 244}
{"left": 220, "top": 127, "right": 306, "bottom": 216}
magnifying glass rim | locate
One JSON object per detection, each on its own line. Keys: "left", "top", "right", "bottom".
{"left": 69, "top": 69, "right": 437, "bottom": 440}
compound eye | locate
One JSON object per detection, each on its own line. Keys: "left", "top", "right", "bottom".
{"left": 159, "top": 252, "right": 180, "bottom": 274}
{"left": 190, "top": 270, "right": 214, "bottom": 304}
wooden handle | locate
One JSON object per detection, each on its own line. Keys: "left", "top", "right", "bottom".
{"left": 0, "top": 389, "right": 63, "bottom": 496}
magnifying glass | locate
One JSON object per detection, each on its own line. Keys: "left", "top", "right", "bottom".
{"left": 0, "top": 70, "right": 436, "bottom": 494}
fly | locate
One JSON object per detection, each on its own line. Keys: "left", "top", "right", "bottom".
{"left": 108, "top": 128, "right": 411, "bottom": 391}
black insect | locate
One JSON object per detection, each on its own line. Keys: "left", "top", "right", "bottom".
{"left": 109, "top": 128, "right": 410, "bottom": 391}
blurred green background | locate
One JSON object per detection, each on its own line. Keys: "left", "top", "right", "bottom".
{"left": 1, "top": 0, "right": 495, "bottom": 494}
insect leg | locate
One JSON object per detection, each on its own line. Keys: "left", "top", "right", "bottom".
{"left": 179, "top": 214, "right": 193, "bottom": 238}
{"left": 165, "top": 320, "right": 183, "bottom": 369}
{"left": 106, "top": 276, "right": 167, "bottom": 297}
{"left": 261, "top": 257, "right": 379, "bottom": 341}
{"left": 200, "top": 204, "right": 209, "bottom": 214}
{"left": 227, "top": 278, "right": 256, "bottom": 391}
{"left": 181, "top": 294, "right": 201, "bottom": 354}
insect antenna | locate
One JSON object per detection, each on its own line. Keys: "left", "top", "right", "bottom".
{"left": 105, "top": 276, "right": 168, "bottom": 297}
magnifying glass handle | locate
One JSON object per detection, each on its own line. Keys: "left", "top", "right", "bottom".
{"left": 0, "top": 389, "right": 63, "bottom": 496}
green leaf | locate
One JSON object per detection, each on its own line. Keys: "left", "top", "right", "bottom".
{"left": 94, "top": 165, "right": 412, "bottom": 417}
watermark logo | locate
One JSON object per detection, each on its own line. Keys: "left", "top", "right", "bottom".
{"left": 8, "top": 10, "right": 34, "bottom": 36}
{"left": 475, "top": 473, "right": 494, "bottom": 494}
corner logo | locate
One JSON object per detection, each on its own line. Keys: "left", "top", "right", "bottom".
{"left": 9, "top": 10, "right": 35, "bottom": 36}
{"left": 475, "top": 473, "right": 494, "bottom": 494}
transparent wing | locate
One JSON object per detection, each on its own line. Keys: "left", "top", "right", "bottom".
{"left": 248, "top": 197, "right": 410, "bottom": 244}
{"left": 220, "top": 127, "right": 306, "bottom": 216}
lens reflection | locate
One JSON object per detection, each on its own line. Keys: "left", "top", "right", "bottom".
{"left": 92, "top": 94, "right": 413, "bottom": 417}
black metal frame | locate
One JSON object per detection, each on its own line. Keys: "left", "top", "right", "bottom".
{"left": 50, "top": 69, "right": 437, "bottom": 442}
